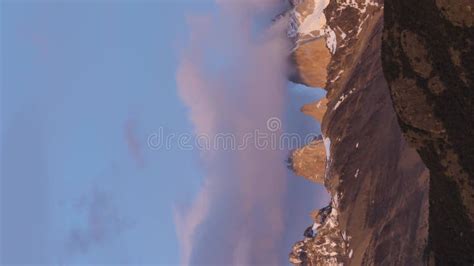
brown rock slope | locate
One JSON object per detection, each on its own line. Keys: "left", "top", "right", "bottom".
{"left": 289, "top": 0, "right": 430, "bottom": 264}
{"left": 382, "top": 0, "right": 474, "bottom": 264}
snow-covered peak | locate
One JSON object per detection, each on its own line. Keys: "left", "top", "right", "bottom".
{"left": 288, "top": 0, "right": 337, "bottom": 54}
{"left": 289, "top": 195, "right": 349, "bottom": 265}
{"left": 298, "top": 0, "right": 329, "bottom": 36}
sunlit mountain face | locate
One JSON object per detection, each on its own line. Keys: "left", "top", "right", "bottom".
{"left": 287, "top": 0, "right": 474, "bottom": 265}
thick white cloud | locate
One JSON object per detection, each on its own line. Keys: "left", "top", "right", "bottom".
{"left": 175, "top": 0, "right": 294, "bottom": 264}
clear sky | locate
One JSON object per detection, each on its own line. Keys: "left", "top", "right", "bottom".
{"left": 1, "top": 1, "right": 328, "bottom": 265}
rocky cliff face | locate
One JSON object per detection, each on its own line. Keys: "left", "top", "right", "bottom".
{"left": 382, "top": 1, "right": 474, "bottom": 264}
{"left": 288, "top": 0, "right": 332, "bottom": 88}
{"left": 287, "top": 0, "right": 430, "bottom": 264}
{"left": 288, "top": 97, "right": 328, "bottom": 185}
{"left": 289, "top": 138, "right": 327, "bottom": 184}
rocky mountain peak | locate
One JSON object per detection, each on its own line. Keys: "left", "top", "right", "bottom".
{"left": 287, "top": 0, "right": 430, "bottom": 265}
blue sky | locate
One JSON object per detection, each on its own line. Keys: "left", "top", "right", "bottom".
{"left": 1, "top": 1, "right": 327, "bottom": 264}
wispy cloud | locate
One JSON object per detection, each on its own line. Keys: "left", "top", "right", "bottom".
{"left": 174, "top": 181, "right": 211, "bottom": 266}
{"left": 124, "top": 118, "right": 145, "bottom": 168}
{"left": 66, "top": 188, "right": 132, "bottom": 254}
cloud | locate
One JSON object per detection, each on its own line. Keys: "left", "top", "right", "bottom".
{"left": 174, "top": 181, "right": 211, "bottom": 266}
{"left": 66, "top": 188, "right": 132, "bottom": 254}
{"left": 175, "top": 0, "right": 296, "bottom": 265}
{"left": 124, "top": 118, "right": 145, "bottom": 168}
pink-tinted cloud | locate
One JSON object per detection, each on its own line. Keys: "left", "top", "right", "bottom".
{"left": 174, "top": 181, "right": 211, "bottom": 266}
{"left": 175, "top": 0, "right": 293, "bottom": 264}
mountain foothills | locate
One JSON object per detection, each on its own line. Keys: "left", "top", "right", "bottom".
{"left": 283, "top": 0, "right": 473, "bottom": 265}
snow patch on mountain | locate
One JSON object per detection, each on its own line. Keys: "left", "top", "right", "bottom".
{"left": 288, "top": 0, "right": 336, "bottom": 53}
{"left": 336, "top": 0, "right": 379, "bottom": 13}
{"left": 289, "top": 193, "right": 350, "bottom": 265}
{"left": 325, "top": 26, "right": 337, "bottom": 54}
{"left": 298, "top": 0, "right": 330, "bottom": 36}
{"left": 323, "top": 136, "right": 331, "bottom": 160}
{"left": 333, "top": 87, "right": 356, "bottom": 110}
